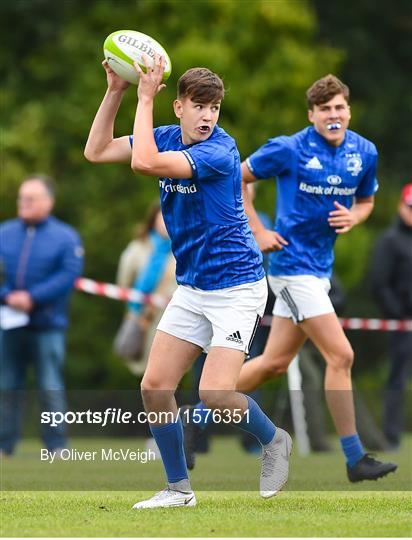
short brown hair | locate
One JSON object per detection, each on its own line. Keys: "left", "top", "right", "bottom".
{"left": 177, "top": 68, "right": 224, "bottom": 103}
{"left": 306, "top": 74, "right": 350, "bottom": 109}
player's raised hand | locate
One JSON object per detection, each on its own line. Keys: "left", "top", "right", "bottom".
{"left": 255, "top": 229, "right": 289, "bottom": 252}
{"left": 328, "top": 201, "right": 357, "bottom": 234}
{"left": 134, "top": 53, "right": 167, "bottom": 101}
{"left": 102, "top": 60, "right": 130, "bottom": 92}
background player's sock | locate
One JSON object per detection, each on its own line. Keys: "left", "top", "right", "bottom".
{"left": 188, "top": 401, "right": 212, "bottom": 430}
{"left": 150, "top": 417, "right": 189, "bottom": 483}
{"left": 340, "top": 433, "right": 365, "bottom": 467}
{"left": 238, "top": 395, "right": 276, "bottom": 445}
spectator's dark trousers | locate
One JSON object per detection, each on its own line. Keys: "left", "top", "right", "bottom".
{"left": 382, "top": 331, "right": 412, "bottom": 447}
{"left": 0, "top": 327, "right": 67, "bottom": 454}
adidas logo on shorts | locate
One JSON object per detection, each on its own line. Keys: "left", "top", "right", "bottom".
{"left": 226, "top": 330, "right": 243, "bottom": 344}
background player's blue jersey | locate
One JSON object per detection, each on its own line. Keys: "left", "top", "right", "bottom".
{"left": 246, "top": 126, "right": 378, "bottom": 278}
{"left": 130, "top": 125, "right": 263, "bottom": 290}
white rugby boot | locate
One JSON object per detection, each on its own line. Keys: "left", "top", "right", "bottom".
{"left": 260, "top": 427, "right": 293, "bottom": 498}
{"left": 132, "top": 487, "right": 196, "bottom": 509}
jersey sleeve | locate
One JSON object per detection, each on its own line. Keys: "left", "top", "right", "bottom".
{"left": 355, "top": 149, "right": 379, "bottom": 198}
{"left": 245, "top": 136, "right": 292, "bottom": 179}
{"left": 129, "top": 126, "right": 175, "bottom": 152}
{"left": 182, "top": 138, "right": 234, "bottom": 181}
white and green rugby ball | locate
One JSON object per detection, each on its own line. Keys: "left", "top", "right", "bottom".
{"left": 103, "top": 30, "right": 172, "bottom": 85}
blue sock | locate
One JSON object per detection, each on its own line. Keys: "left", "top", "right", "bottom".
{"left": 150, "top": 418, "right": 188, "bottom": 483}
{"left": 191, "top": 397, "right": 276, "bottom": 445}
{"left": 340, "top": 433, "right": 365, "bottom": 467}
{"left": 238, "top": 395, "right": 276, "bottom": 445}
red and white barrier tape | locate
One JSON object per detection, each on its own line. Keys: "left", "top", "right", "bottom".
{"left": 75, "top": 277, "right": 168, "bottom": 309}
{"left": 75, "top": 278, "right": 412, "bottom": 332}
{"left": 261, "top": 315, "right": 412, "bottom": 332}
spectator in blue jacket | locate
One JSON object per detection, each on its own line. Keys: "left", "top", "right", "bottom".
{"left": 0, "top": 174, "right": 84, "bottom": 455}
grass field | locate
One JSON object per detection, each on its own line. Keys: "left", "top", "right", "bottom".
{"left": 1, "top": 436, "right": 411, "bottom": 537}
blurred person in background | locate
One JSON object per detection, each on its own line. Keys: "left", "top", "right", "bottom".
{"left": 114, "top": 203, "right": 175, "bottom": 376}
{"left": 371, "top": 183, "right": 412, "bottom": 450}
{"left": 0, "top": 174, "right": 84, "bottom": 456}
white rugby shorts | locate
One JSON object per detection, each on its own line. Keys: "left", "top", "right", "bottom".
{"left": 157, "top": 278, "right": 267, "bottom": 353}
{"left": 268, "top": 275, "right": 334, "bottom": 324}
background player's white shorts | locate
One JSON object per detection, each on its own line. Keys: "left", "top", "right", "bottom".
{"left": 157, "top": 278, "right": 267, "bottom": 354}
{"left": 268, "top": 275, "right": 334, "bottom": 324}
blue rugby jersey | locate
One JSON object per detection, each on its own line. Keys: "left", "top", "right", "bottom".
{"left": 130, "top": 125, "right": 264, "bottom": 290}
{"left": 246, "top": 126, "right": 378, "bottom": 278}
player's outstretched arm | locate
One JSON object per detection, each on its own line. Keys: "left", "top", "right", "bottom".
{"left": 328, "top": 196, "right": 374, "bottom": 234}
{"left": 84, "top": 61, "right": 132, "bottom": 163}
{"left": 131, "top": 55, "right": 192, "bottom": 179}
{"left": 241, "top": 162, "right": 288, "bottom": 253}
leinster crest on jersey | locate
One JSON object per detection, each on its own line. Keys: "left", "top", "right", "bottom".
{"left": 346, "top": 154, "right": 363, "bottom": 176}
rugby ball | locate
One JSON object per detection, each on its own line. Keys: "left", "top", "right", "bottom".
{"left": 103, "top": 30, "right": 172, "bottom": 85}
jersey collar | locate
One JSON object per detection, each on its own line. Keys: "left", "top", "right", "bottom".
{"left": 177, "top": 125, "right": 219, "bottom": 149}
{"left": 309, "top": 126, "right": 347, "bottom": 154}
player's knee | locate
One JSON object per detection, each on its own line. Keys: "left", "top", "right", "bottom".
{"left": 140, "top": 376, "right": 167, "bottom": 392}
{"left": 261, "top": 355, "right": 289, "bottom": 378}
{"left": 329, "top": 346, "right": 354, "bottom": 371}
{"left": 343, "top": 347, "right": 355, "bottom": 370}
{"left": 198, "top": 389, "right": 228, "bottom": 410}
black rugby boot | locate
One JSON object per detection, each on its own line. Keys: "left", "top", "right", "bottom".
{"left": 347, "top": 454, "right": 397, "bottom": 482}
